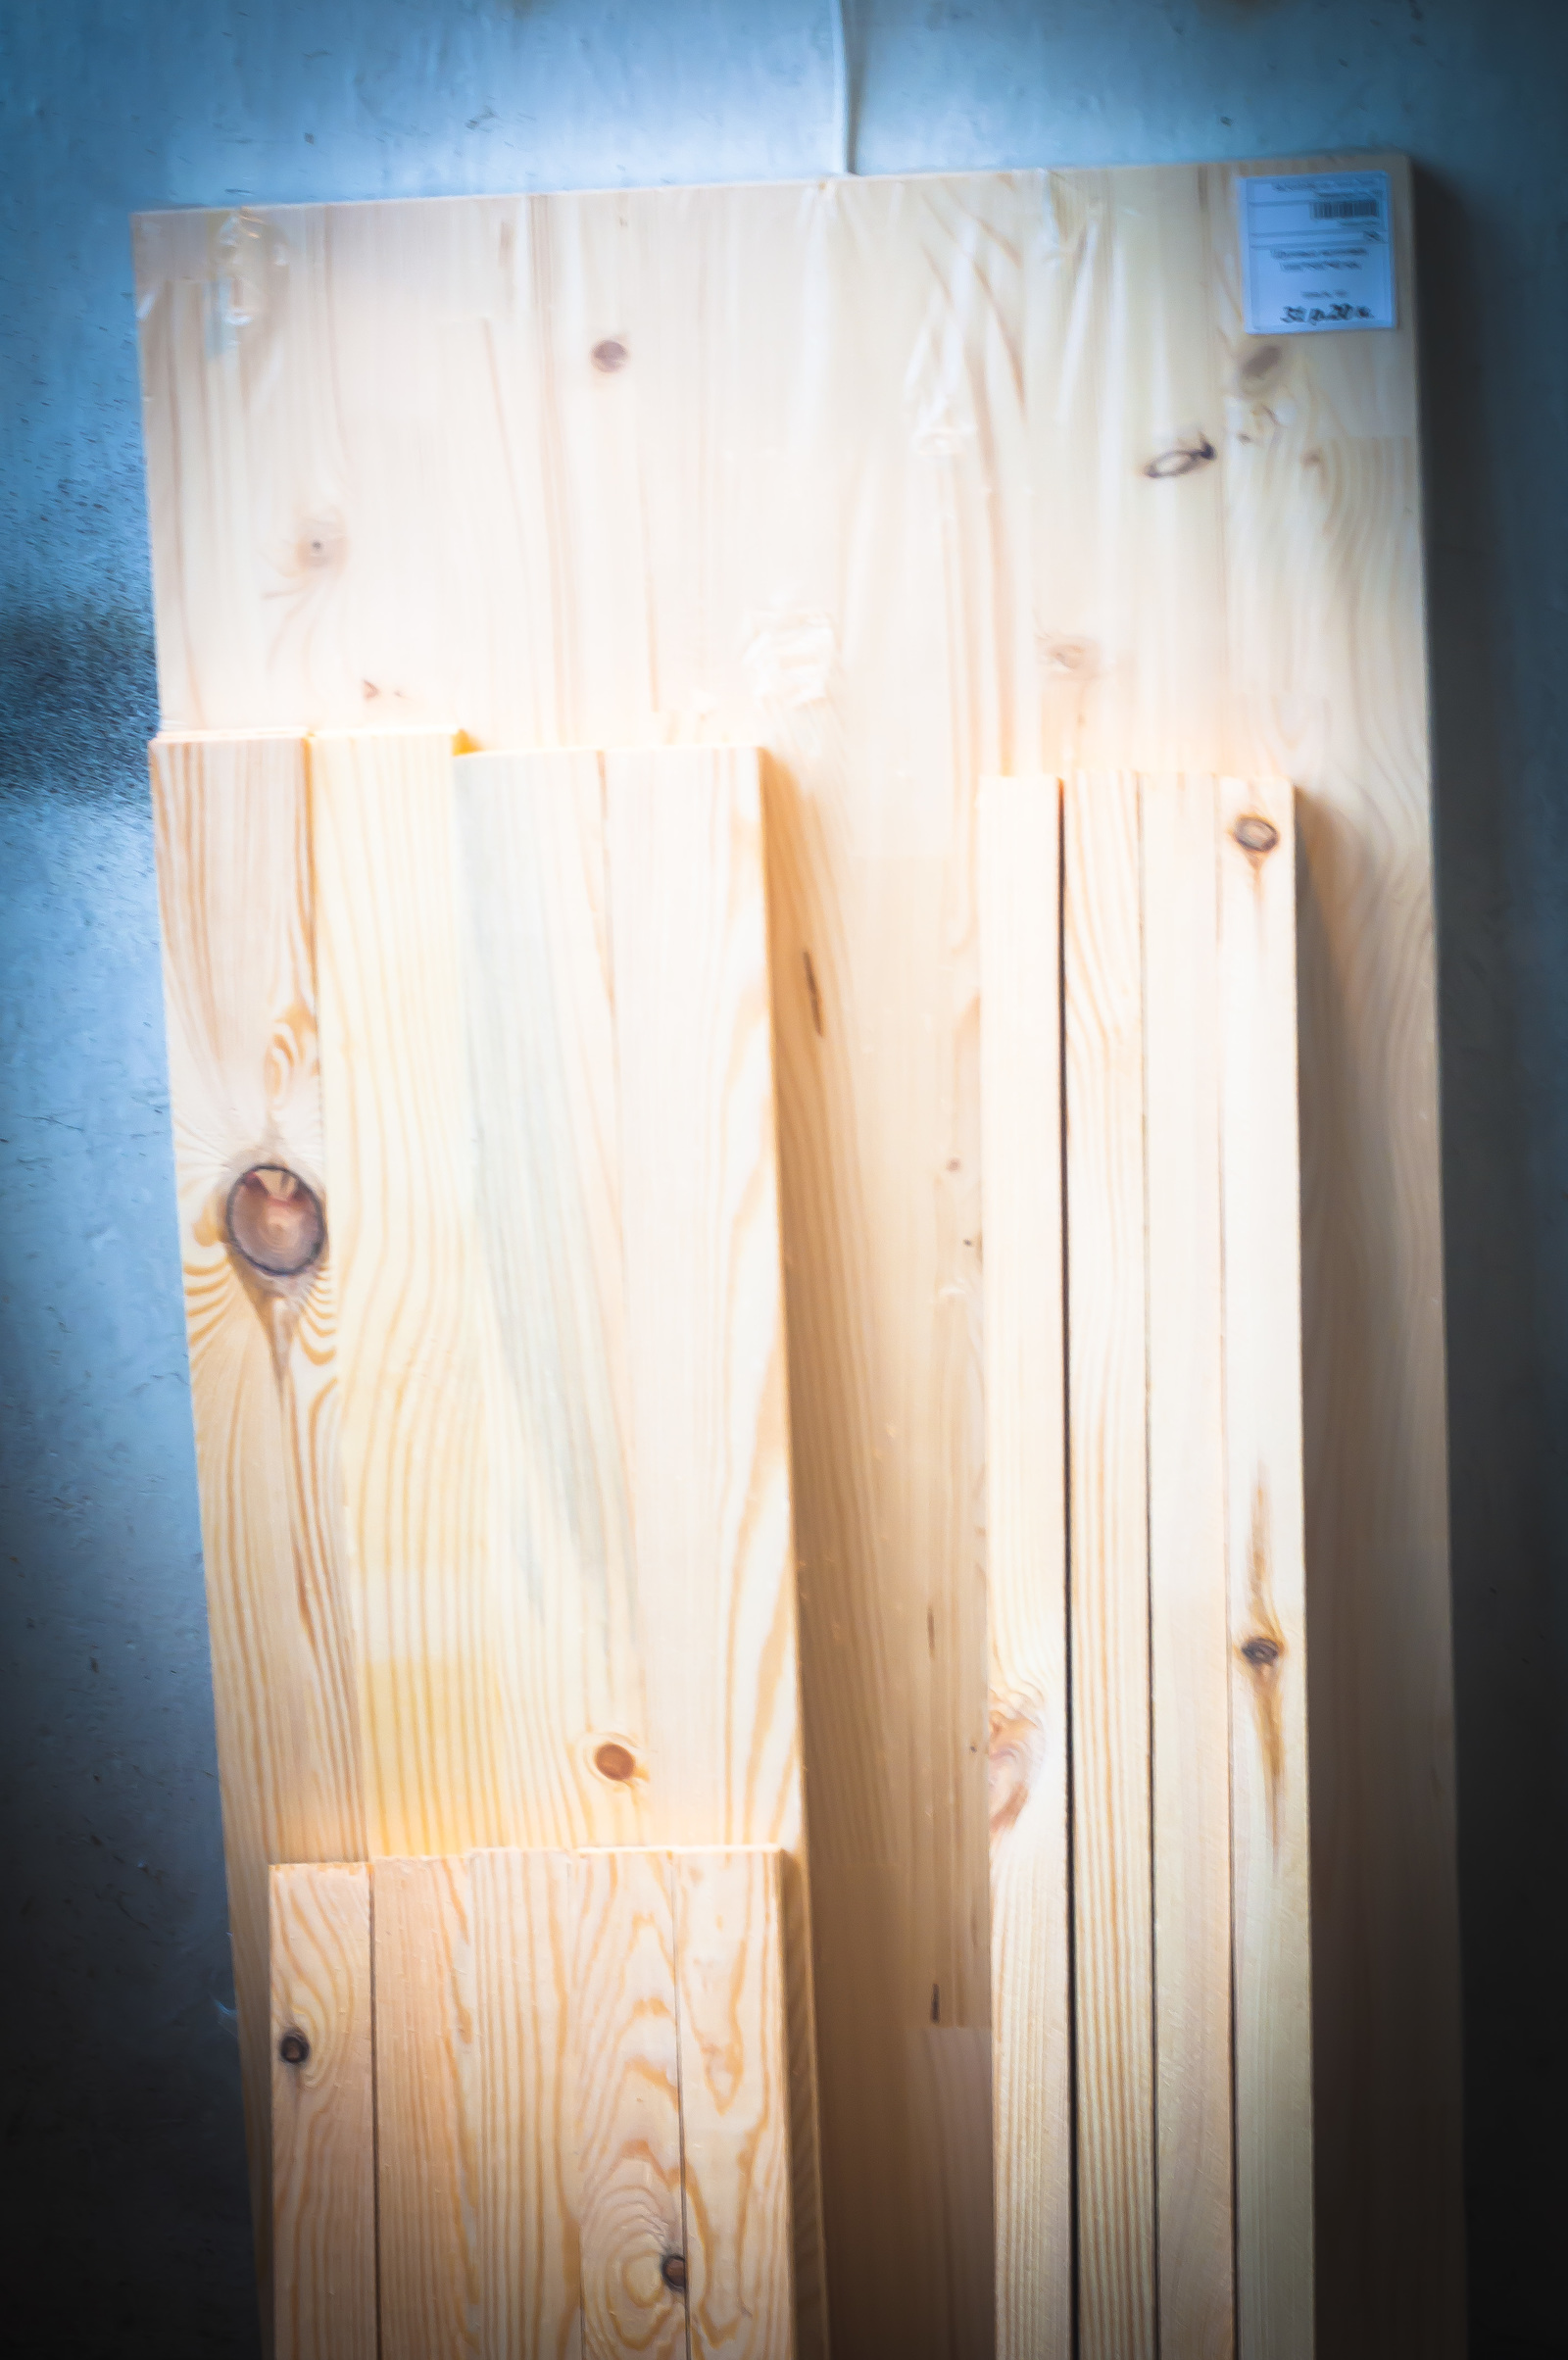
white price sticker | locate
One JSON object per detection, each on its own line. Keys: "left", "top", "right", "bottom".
{"left": 1239, "top": 170, "right": 1395, "bottom": 336}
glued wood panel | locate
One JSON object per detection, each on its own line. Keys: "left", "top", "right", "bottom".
{"left": 141, "top": 152, "right": 1459, "bottom": 2354}
{"left": 1218, "top": 779, "right": 1312, "bottom": 2360}
{"left": 270, "top": 1864, "right": 376, "bottom": 2360}
{"left": 1143, "top": 776, "right": 1234, "bottom": 2360}
{"left": 977, "top": 775, "right": 1070, "bottom": 2360}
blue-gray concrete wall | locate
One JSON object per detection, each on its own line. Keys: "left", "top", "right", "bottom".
{"left": 3, "top": 6, "right": 1564, "bottom": 2353}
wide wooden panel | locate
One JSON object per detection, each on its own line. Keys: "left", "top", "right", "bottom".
{"left": 1063, "top": 772, "right": 1154, "bottom": 2360}
{"left": 1218, "top": 778, "right": 1313, "bottom": 2359}
{"left": 373, "top": 1854, "right": 480, "bottom": 2360}
{"left": 977, "top": 775, "right": 1070, "bottom": 2360}
{"left": 270, "top": 1863, "right": 376, "bottom": 2360}
{"left": 1142, "top": 776, "right": 1235, "bottom": 2359}
{"left": 571, "top": 1850, "right": 687, "bottom": 2360}
{"left": 674, "top": 1849, "right": 795, "bottom": 2360}
{"left": 150, "top": 730, "right": 365, "bottom": 2314}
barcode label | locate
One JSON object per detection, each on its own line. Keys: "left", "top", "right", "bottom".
{"left": 1239, "top": 170, "right": 1396, "bottom": 335}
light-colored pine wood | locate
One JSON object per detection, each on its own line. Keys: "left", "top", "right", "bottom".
{"left": 1142, "top": 775, "right": 1235, "bottom": 2359}
{"left": 1217, "top": 778, "right": 1313, "bottom": 2359}
{"left": 977, "top": 775, "right": 1070, "bottom": 2360}
{"left": 141, "top": 155, "right": 1461, "bottom": 2354}
{"left": 468, "top": 1846, "right": 581, "bottom": 2360}
{"left": 674, "top": 1849, "right": 795, "bottom": 2360}
{"left": 1063, "top": 771, "right": 1154, "bottom": 2360}
{"left": 372, "top": 1853, "right": 480, "bottom": 2360}
{"left": 270, "top": 1863, "right": 376, "bottom": 2360}
{"left": 150, "top": 731, "right": 365, "bottom": 2316}
{"left": 571, "top": 1849, "right": 688, "bottom": 2360}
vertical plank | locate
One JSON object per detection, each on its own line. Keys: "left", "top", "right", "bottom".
{"left": 1217, "top": 779, "right": 1313, "bottom": 2360}
{"left": 453, "top": 752, "right": 646, "bottom": 1850}
{"left": 270, "top": 1864, "right": 376, "bottom": 2360}
{"left": 1063, "top": 771, "right": 1154, "bottom": 2360}
{"left": 977, "top": 775, "right": 1071, "bottom": 2360}
{"left": 603, "top": 747, "right": 799, "bottom": 1858}
{"left": 151, "top": 730, "right": 365, "bottom": 2320}
{"left": 1142, "top": 776, "right": 1235, "bottom": 2359}
{"left": 1209, "top": 157, "right": 1462, "bottom": 2357}
{"left": 310, "top": 726, "right": 522, "bottom": 1861}
{"left": 572, "top": 1849, "right": 687, "bottom": 2360}
{"left": 674, "top": 1849, "right": 795, "bottom": 2360}
{"left": 469, "top": 1847, "right": 582, "bottom": 2360}
{"left": 373, "top": 1853, "right": 480, "bottom": 2360}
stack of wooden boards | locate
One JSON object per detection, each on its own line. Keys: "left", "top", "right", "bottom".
{"left": 138, "top": 155, "right": 1462, "bottom": 2359}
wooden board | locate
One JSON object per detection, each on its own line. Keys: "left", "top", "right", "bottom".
{"left": 141, "top": 154, "right": 1461, "bottom": 2355}
{"left": 270, "top": 1845, "right": 793, "bottom": 2359}
{"left": 154, "top": 729, "right": 815, "bottom": 2340}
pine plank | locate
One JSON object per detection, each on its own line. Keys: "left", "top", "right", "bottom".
{"left": 309, "top": 725, "right": 524, "bottom": 1861}
{"left": 468, "top": 1846, "right": 581, "bottom": 2360}
{"left": 674, "top": 1849, "right": 795, "bottom": 2360}
{"left": 270, "top": 1863, "right": 376, "bottom": 2360}
{"left": 1209, "top": 159, "right": 1462, "bottom": 2357}
{"left": 150, "top": 730, "right": 365, "bottom": 2314}
{"left": 1216, "top": 779, "right": 1313, "bottom": 2360}
{"left": 571, "top": 1849, "right": 687, "bottom": 2360}
{"left": 373, "top": 1853, "right": 481, "bottom": 2360}
{"left": 1142, "top": 775, "right": 1236, "bottom": 2359}
{"left": 977, "top": 775, "right": 1071, "bottom": 2360}
{"left": 1063, "top": 772, "right": 1155, "bottom": 2360}
{"left": 451, "top": 752, "right": 645, "bottom": 1851}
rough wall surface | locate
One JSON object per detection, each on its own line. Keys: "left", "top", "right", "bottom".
{"left": 2, "top": 5, "right": 1564, "bottom": 2355}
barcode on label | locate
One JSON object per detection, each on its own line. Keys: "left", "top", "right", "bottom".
{"left": 1309, "top": 198, "right": 1381, "bottom": 220}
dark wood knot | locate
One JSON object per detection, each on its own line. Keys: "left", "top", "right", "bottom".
{"left": 278, "top": 2030, "right": 310, "bottom": 2066}
{"left": 1233, "top": 814, "right": 1280, "bottom": 857}
{"left": 227, "top": 1165, "right": 324, "bottom": 1278}
{"left": 593, "top": 1740, "right": 637, "bottom": 1783}
{"left": 1144, "top": 434, "right": 1216, "bottom": 479}
{"left": 591, "top": 338, "right": 628, "bottom": 372}
{"left": 1241, "top": 1636, "right": 1281, "bottom": 1669}
{"left": 661, "top": 2252, "right": 687, "bottom": 2293}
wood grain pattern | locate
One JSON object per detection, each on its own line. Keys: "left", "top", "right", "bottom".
{"left": 675, "top": 1849, "right": 795, "bottom": 2360}
{"left": 469, "top": 1845, "right": 581, "bottom": 2360}
{"left": 270, "top": 1863, "right": 376, "bottom": 2360}
{"left": 571, "top": 1849, "right": 688, "bottom": 2360}
{"left": 1142, "top": 775, "right": 1235, "bottom": 2360}
{"left": 1063, "top": 772, "right": 1154, "bottom": 2360}
{"left": 140, "top": 154, "right": 1461, "bottom": 2354}
{"left": 151, "top": 730, "right": 365, "bottom": 2317}
{"left": 1218, "top": 778, "right": 1313, "bottom": 2360}
{"left": 977, "top": 775, "right": 1070, "bottom": 2360}
{"left": 373, "top": 1853, "right": 481, "bottom": 2360}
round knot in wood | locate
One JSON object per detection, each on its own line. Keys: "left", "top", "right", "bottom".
{"left": 592, "top": 1740, "right": 638, "bottom": 1784}
{"left": 1240, "top": 1636, "right": 1281, "bottom": 1669}
{"left": 227, "top": 1165, "right": 325, "bottom": 1278}
{"left": 278, "top": 2029, "right": 311, "bottom": 2066}
{"left": 1233, "top": 814, "right": 1280, "bottom": 857}
{"left": 591, "top": 338, "right": 628, "bottom": 372}
{"left": 661, "top": 2253, "right": 687, "bottom": 2293}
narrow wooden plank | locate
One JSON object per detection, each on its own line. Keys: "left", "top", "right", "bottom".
{"left": 452, "top": 752, "right": 646, "bottom": 1850}
{"left": 977, "top": 775, "right": 1070, "bottom": 2360}
{"left": 1063, "top": 771, "right": 1154, "bottom": 2360}
{"left": 1217, "top": 779, "right": 1313, "bottom": 2360}
{"left": 270, "top": 1864, "right": 376, "bottom": 2360}
{"left": 674, "top": 1849, "right": 794, "bottom": 2360}
{"left": 572, "top": 1849, "right": 687, "bottom": 2360}
{"left": 1208, "top": 157, "right": 1462, "bottom": 2357}
{"left": 310, "top": 726, "right": 523, "bottom": 1861}
{"left": 602, "top": 748, "right": 798, "bottom": 1855}
{"left": 373, "top": 1853, "right": 480, "bottom": 2360}
{"left": 1142, "top": 775, "right": 1235, "bottom": 2359}
{"left": 150, "top": 730, "right": 365, "bottom": 2317}
{"left": 469, "top": 1846, "right": 581, "bottom": 2360}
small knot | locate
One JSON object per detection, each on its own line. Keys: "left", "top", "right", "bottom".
{"left": 1233, "top": 814, "right": 1280, "bottom": 857}
{"left": 592, "top": 1740, "right": 637, "bottom": 1783}
{"left": 1144, "top": 434, "right": 1216, "bottom": 479}
{"left": 591, "top": 338, "right": 628, "bottom": 372}
{"left": 661, "top": 2252, "right": 687, "bottom": 2293}
{"left": 227, "top": 1165, "right": 325, "bottom": 1279}
{"left": 278, "top": 2030, "right": 310, "bottom": 2066}
{"left": 1241, "top": 1636, "right": 1281, "bottom": 1669}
